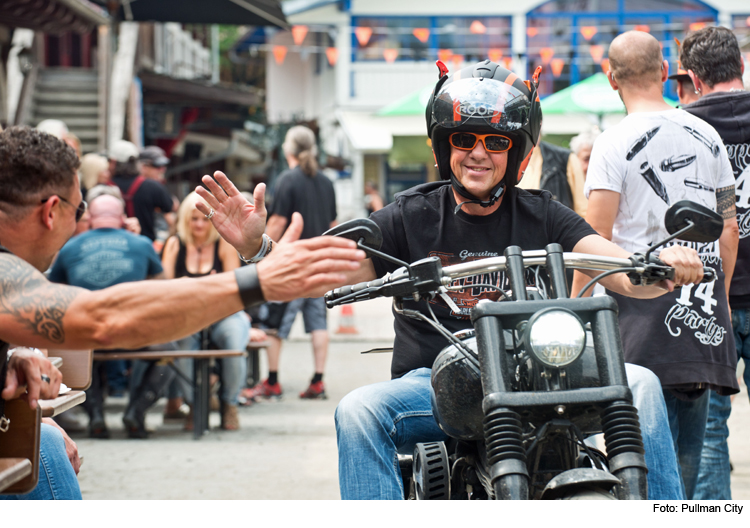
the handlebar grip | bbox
[325,277,388,305]
[701,267,716,283]
[326,284,355,302]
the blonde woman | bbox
[161,192,250,430]
[79,153,111,195]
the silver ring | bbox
[205,209,215,220]
[40,375,50,383]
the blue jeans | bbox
[335,364,683,500]
[175,311,250,406]
[662,389,710,500]
[693,307,750,499]
[693,391,732,499]
[0,424,81,500]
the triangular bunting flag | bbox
[589,44,604,64]
[550,58,565,77]
[488,48,503,63]
[273,45,287,64]
[326,47,338,66]
[539,47,554,64]
[383,48,399,63]
[412,28,430,43]
[291,25,308,46]
[355,27,373,47]
[580,26,597,41]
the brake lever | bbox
[628,253,674,286]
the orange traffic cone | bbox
[336,305,359,334]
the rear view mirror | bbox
[664,200,724,243]
[324,218,383,250]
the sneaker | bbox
[299,381,327,400]
[242,379,283,401]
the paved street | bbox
[71,298,750,500]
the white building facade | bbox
[255,0,750,219]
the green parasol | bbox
[377,85,434,116]
[541,73,677,120]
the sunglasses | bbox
[449,132,513,153]
[41,195,88,222]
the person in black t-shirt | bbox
[245,126,337,401]
[109,140,175,242]
[680,26,750,500]
[204,62,705,500]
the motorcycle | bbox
[324,200,723,500]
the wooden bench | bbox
[246,340,270,387]
[48,349,93,390]
[0,399,40,494]
[93,349,246,439]
[0,458,33,493]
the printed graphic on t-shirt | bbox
[727,143,750,238]
[429,250,545,318]
[665,279,726,346]
[71,235,136,288]
[585,110,734,255]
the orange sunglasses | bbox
[449,132,513,153]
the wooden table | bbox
[39,391,86,418]
[94,349,246,439]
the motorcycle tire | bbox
[413,442,451,500]
[560,488,617,500]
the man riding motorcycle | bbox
[202,60,704,499]
[333,61,703,500]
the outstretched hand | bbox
[195,171,267,258]
[257,213,366,301]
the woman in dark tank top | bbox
[161,192,250,431]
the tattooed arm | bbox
[0,227,363,350]
[0,251,244,350]
[716,185,739,300]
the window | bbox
[351,16,512,64]
[527,0,718,97]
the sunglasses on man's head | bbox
[449,132,513,153]
[41,195,88,222]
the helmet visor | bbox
[432,77,531,132]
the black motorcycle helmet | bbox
[426,60,543,210]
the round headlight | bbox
[525,309,586,368]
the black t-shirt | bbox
[271,167,337,240]
[684,91,750,309]
[112,175,173,241]
[370,181,597,379]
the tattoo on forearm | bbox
[0,255,79,343]
[716,185,736,220]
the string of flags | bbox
[263,20,750,75]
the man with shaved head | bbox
[571,30,740,499]
[49,192,166,438]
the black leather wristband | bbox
[234,264,266,308]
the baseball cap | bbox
[668,67,691,82]
[108,140,140,163]
[139,145,170,167]
[36,119,69,139]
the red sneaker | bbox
[299,381,327,400]
[242,379,283,401]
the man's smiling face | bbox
[449,139,508,200]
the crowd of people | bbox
[1,23,748,501]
